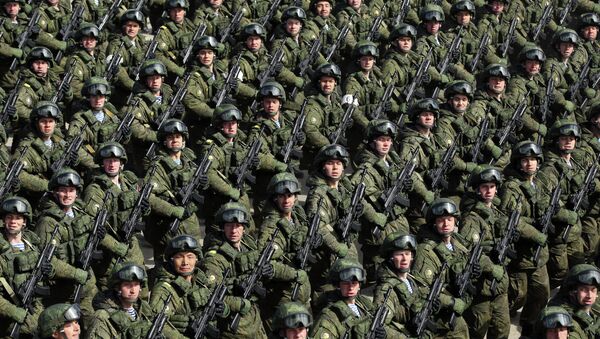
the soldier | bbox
[36,0,77,57]
[412,198,471,338]
[578,13,600,73]
[150,235,228,337]
[270,302,313,339]
[202,202,270,338]
[537,306,575,339]
[37,303,82,339]
[545,29,588,100]
[0,0,28,70]
[335,0,388,44]
[499,141,553,336]
[155,0,196,78]
[310,258,386,338]
[86,263,184,338]
[193,0,250,46]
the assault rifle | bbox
[292,201,321,300]
[558,0,576,25]
[169,145,214,234]
[367,289,391,339]
[579,73,600,109]
[471,116,489,163]
[213,55,242,107]
[367,10,384,41]
[50,123,87,173]
[258,0,282,26]
[438,27,463,75]
[135,0,147,10]
[562,155,600,242]
[427,133,461,192]
[393,0,410,27]
[180,24,207,66]
[97,0,123,31]
[10,226,59,338]
[55,4,84,63]
[533,175,563,266]
[192,269,231,338]
[404,49,432,104]
[449,230,485,328]
[469,32,490,72]
[220,10,243,43]
[51,59,76,104]
[500,18,517,58]
[490,200,521,294]
[329,102,355,144]
[568,58,590,104]
[281,99,308,163]
[234,127,264,190]
[539,65,555,124]
[531,5,553,41]
[105,41,126,82]
[414,262,448,336]
[230,229,279,333]
[291,38,322,99]
[371,78,395,119]
[0,75,24,125]
[121,165,157,243]
[10,9,40,71]
[325,23,350,62]
[257,49,284,89]
[496,92,529,147]
[110,99,139,143]
[146,294,173,339]
[131,34,159,81]
[339,168,367,242]
[0,146,28,200]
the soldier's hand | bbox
[174,103,186,118]
[96,221,107,240]
[215,301,229,318]
[68,149,79,166]
[60,82,71,96]
[472,262,482,278]
[336,243,349,258]
[452,298,467,315]
[5,105,16,118]
[41,260,53,278]
[229,79,239,94]
[432,297,441,313]
[532,231,547,246]
[311,233,323,248]
[250,155,260,170]
[74,268,88,285]
[294,131,306,145]
[170,314,190,332]
[261,263,275,280]
[273,62,284,76]
[181,203,197,219]
[140,198,151,215]
[374,325,387,339]
[491,264,504,280]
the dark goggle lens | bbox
[63,304,81,322]
[489,67,509,78]
[324,147,349,159]
[117,265,146,281]
[273,181,300,194]
[560,34,578,44]
[219,110,242,121]
[431,202,458,216]
[55,173,81,187]
[87,84,109,96]
[221,209,248,224]
[577,270,600,286]
[393,235,417,250]
[339,267,366,282]
[517,143,542,156]
[99,146,123,159]
[2,200,28,214]
[37,106,60,118]
[374,122,398,136]
[423,12,444,21]
[524,50,545,62]
[558,124,581,137]
[170,237,199,252]
[479,169,502,182]
[283,313,312,329]
[542,313,572,329]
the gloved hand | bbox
[491,264,504,281]
[294,77,305,89]
[227,188,241,201]
[41,260,53,277]
[354,202,364,217]
[452,298,467,315]
[584,88,596,99]
[182,203,198,219]
[59,82,71,96]
[403,177,414,191]
[295,131,306,145]
[311,232,323,248]
[374,325,387,339]
[383,100,392,113]
[229,79,239,94]
[250,155,260,169]
[68,149,79,166]
[296,269,308,283]
[197,174,209,190]
[30,24,41,36]
[174,103,186,118]
[336,243,349,258]
[563,100,576,113]
[74,268,88,285]
[239,298,252,315]
[490,144,503,160]
[125,321,152,339]
[261,263,275,279]
[422,73,431,84]
[432,297,441,313]
[169,314,190,332]
[532,231,547,246]
[140,198,151,214]
[557,208,578,225]
[273,62,284,76]
[4,105,16,118]
[472,262,482,278]
[451,47,461,59]
[96,221,107,240]
[537,124,547,137]
[114,241,129,258]
[547,93,556,104]
[370,31,381,41]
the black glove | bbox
[96,221,107,240]
[451,48,461,59]
[229,79,239,94]
[422,73,431,84]
[68,149,79,165]
[198,174,209,190]
[472,262,482,278]
[273,62,284,76]
[215,301,227,317]
[383,100,392,113]
[140,198,151,214]
[182,203,198,219]
[261,263,275,279]
[374,325,387,339]
[370,31,381,41]
[4,105,16,119]
[250,155,260,169]
[295,131,306,145]
[59,82,70,96]
[547,93,556,104]
[121,124,132,139]
[290,148,304,160]
[41,260,53,277]
[403,177,414,191]
[311,233,323,248]
[354,202,364,217]
[432,297,441,313]
[174,103,186,118]
[30,25,41,37]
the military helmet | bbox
[315,63,342,82]
[38,303,81,338]
[195,35,219,52]
[426,198,460,224]
[49,168,83,191]
[141,59,168,77]
[549,119,581,140]
[380,232,417,257]
[216,202,250,226]
[165,0,188,9]
[511,141,543,163]
[1,196,32,223]
[519,45,546,62]
[267,172,301,196]
[366,119,398,140]
[390,23,418,41]
[353,40,379,58]
[329,258,366,284]
[282,6,307,23]
[313,144,350,169]
[213,104,242,123]
[241,23,267,40]
[32,101,62,123]
[565,264,600,289]
[540,307,573,329]
[95,142,128,163]
[77,23,100,40]
[451,0,476,16]
[444,80,474,100]
[26,46,54,64]
[554,29,579,45]
[410,98,440,119]
[272,302,313,331]
[82,76,111,97]
[468,166,503,188]
[484,64,510,80]
[258,81,286,103]
[165,235,202,259]
[110,263,147,287]
[158,119,189,141]
[580,13,600,29]
[120,9,145,27]
[420,4,445,22]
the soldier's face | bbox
[575,285,598,307]
[339,280,360,298]
[262,97,281,114]
[487,76,506,94]
[582,26,599,41]
[435,215,456,236]
[221,120,238,137]
[520,156,538,174]
[123,21,140,38]
[359,55,375,71]
[559,42,575,58]
[55,186,78,207]
[315,1,331,17]
[396,37,413,52]
[103,157,122,176]
[323,159,344,180]
[81,36,97,52]
[197,49,215,66]
[172,251,197,276]
[558,135,576,152]
[245,36,262,52]
[46,0,59,5]
[391,249,413,271]
[55,320,81,339]
[524,60,541,75]
[208,0,223,8]
[455,11,471,26]
[3,214,25,235]
[4,2,20,17]
[489,1,504,14]
[89,95,106,110]
[285,19,302,36]
[449,94,469,113]
[319,77,336,94]
[37,117,56,136]
[477,182,496,203]
[169,7,186,23]
[145,74,163,91]
[424,21,442,35]
[347,0,361,10]
[545,328,569,339]
[275,193,296,212]
[372,136,392,156]
[31,60,49,77]
[284,327,308,339]
[165,133,184,151]
[417,111,435,129]
[224,222,245,244]
[118,281,141,303]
